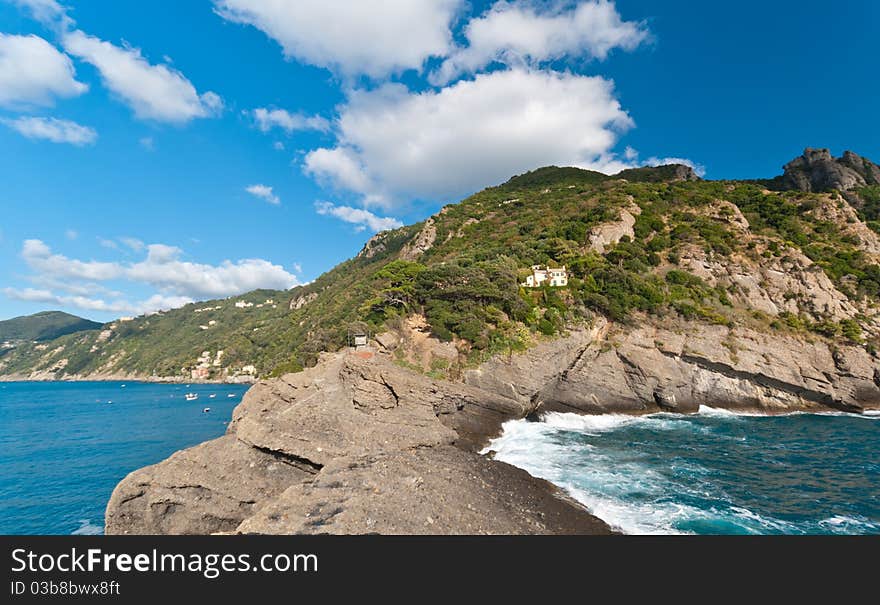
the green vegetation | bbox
[4,166,880,380]
[0,311,101,343]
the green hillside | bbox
[3,157,880,381]
[0,311,102,343]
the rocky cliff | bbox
[105,348,612,535]
[105,148,880,534]
[780,148,880,193]
[106,315,880,535]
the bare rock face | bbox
[680,244,860,322]
[105,435,311,535]
[400,218,437,260]
[237,446,611,535]
[356,232,390,259]
[106,351,604,535]
[534,323,880,416]
[106,316,880,535]
[781,148,880,192]
[289,292,318,310]
[588,204,641,254]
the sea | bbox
[0,381,249,535]
[486,407,880,534]
[2,382,878,535]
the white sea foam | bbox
[71,519,103,535]
[485,410,878,535]
[818,515,879,532]
[697,405,765,417]
[699,405,879,420]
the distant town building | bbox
[234,301,254,308]
[522,265,568,288]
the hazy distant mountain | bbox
[0,311,102,343]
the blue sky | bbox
[1,0,877,322]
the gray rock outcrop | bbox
[106,350,610,535]
[781,148,880,192]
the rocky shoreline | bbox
[104,316,880,535]
[105,345,614,535]
[0,373,255,385]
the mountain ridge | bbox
[3,148,880,383]
[0,311,102,345]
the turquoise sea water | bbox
[487,408,880,534]
[2,382,878,535]
[0,381,248,535]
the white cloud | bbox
[245,184,280,205]
[2,116,97,146]
[17,239,300,306]
[432,0,649,84]
[9,0,72,28]
[304,68,633,208]
[23,238,121,280]
[139,136,155,151]
[126,244,299,298]
[252,108,329,134]
[0,33,87,108]
[97,237,119,250]
[305,147,385,206]
[65,229,78,240]
[61,29,223,123]
[213,0,462,78]
[119,237,145,252]
[273,141,284,151]
[315,201,402,233]
[3,287,193,316]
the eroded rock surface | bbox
[106,351,603,535]
[107,314,880,535]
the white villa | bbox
[522,265,568,288]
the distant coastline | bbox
[0,374,256,385]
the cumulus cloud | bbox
[431,0,649,84]
[13,239,300,315]
[304,68,634,208]
[61,29,223,123]
[0,33,87,108]
[125,244,298,298]
[3,286,192,316]
[23,238,121,280]
[315,201,403,233]
[245,184,280,205]
[9,0,72,28]
[213,0,462,78]
[2,116,97,145]
[251,108,329,134]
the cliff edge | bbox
[105,345,612,535]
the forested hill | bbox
[3,148,880,382]
[0,311,101,344]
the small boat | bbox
[202,407,211,413]
[120,384,126,388]
[209,394,216,399]
[185,393,199,401]
[227,393,236,398]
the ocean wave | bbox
[71,519,103,535]
[539,411,691,433]
[485,411,879,535]
[699,405,879,420]
[818,515,880,532]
